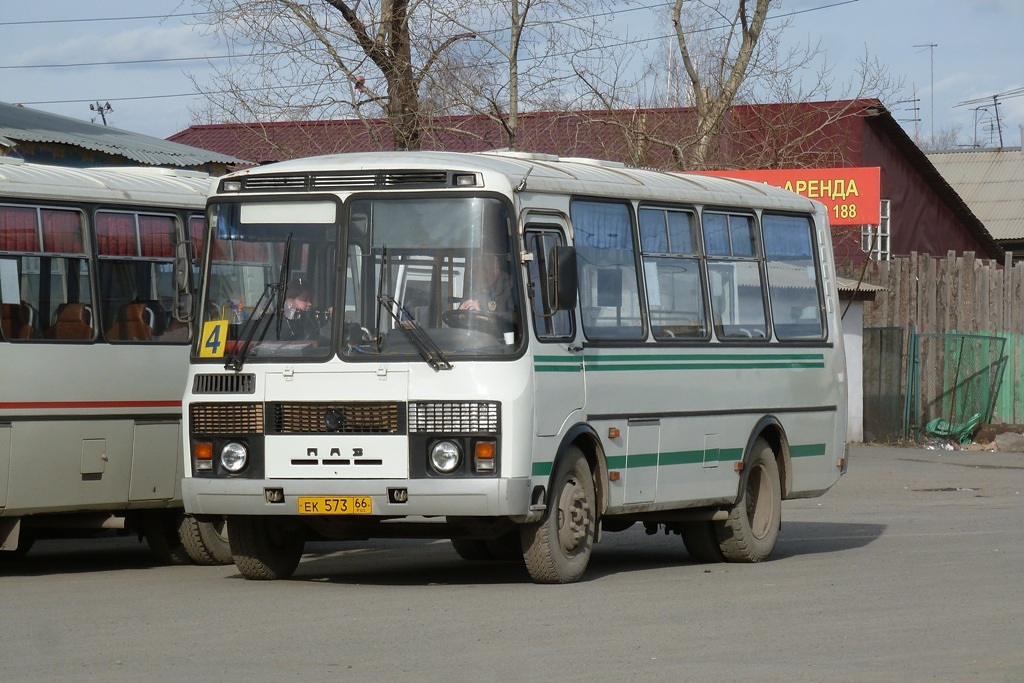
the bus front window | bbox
[198,200,338,362]
[341,196,521,361]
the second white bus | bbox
[1,159,229,565]
[183,151,848,583]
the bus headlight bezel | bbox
[220,441,249,473]
[429,440,462,474]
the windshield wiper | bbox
[376,292,452,371]
[224,235,292,372]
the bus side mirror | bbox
[550,245,578,311]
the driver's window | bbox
[525,227,574,341]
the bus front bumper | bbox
[182,476,535,520]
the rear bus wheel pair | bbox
[682,438,782,563]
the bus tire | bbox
[143,511,192,565]
[228,515,304,580]
[180,515,233,566]
[716,438,782,562]
[681,521,726,563]
[521,446,595,584]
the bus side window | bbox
[569,199,645,341]
[703,212,768,341]
[525,228,574,341]
[638,205,708,341]
[762,213,826,341]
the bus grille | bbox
[270,402,404,435]
[192,373,256,394]
[408,401,500,434]
[190,403,264,435]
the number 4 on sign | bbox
[199,320,229,358]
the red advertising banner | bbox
[695,167,881,226]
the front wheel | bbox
[715,438,782,562]
[228,516,305,580]
[521,446,596,584]
[180,516,233,566]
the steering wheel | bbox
[442,309,506,338]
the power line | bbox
[2,0,857,72]
[11,0,861,106]
[0,12,208,27]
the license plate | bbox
[297,496,373,515]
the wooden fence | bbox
[858,251,1024,334]
[853,251,1024,429]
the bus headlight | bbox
[429,440,461,474]
[220,442,248,473]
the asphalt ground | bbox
[1,443,1022,682]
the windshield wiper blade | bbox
[223,280,282,372]
[224,235,292,372]
[376,293,452,371]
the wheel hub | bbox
[556,476,591,553]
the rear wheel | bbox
[228,516,305,580]
[521,446,596,584]
[143,511,192,565]
[180,516,233,566]
[680,521,725,563]
[716,438,782,562]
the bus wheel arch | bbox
[555,423,608,520]
[740,417,791,501]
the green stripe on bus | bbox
[790,443,828,457]
[531,444,818,477]
[532,461,553,477]
[585,356,823,366]
[535,353,826,372]
[583,362,824,371]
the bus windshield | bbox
[199,195,521,364]
[341,195,522,361]
[201,199,339,362]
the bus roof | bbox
[0,157,212,209]
[219,150,821,214]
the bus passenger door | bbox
[525,224,584,437]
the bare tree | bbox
[566,1,903,171]
[671,0,770,169]
[419,0,616,150]
[188,0,475,151]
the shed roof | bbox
[927,147,1024,242]
[0,101,248,168]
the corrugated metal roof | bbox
[0,101,248,167]
[927,148,1024,242]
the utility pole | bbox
[89,101,113,126]
[913,44,937,146]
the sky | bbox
[1,0,1021,149]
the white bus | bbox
[183,151,848,583]
[0,158,230,565]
